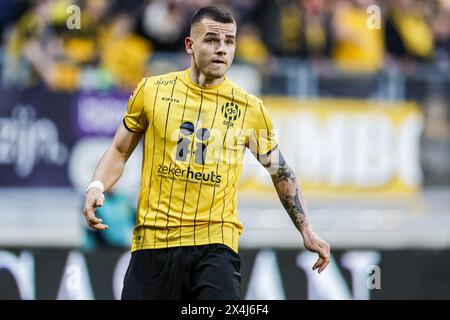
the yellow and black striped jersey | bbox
[123,68,277,253]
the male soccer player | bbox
[83,6,330,300]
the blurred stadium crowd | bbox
[0,0,449,92]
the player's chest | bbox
[151,90,249,142]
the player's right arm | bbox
[82,124,143,230]
[83,78,148,230]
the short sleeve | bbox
[123,78,148,133]
[248,100,278,157]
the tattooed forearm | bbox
[255,148,310,232]
[270,155,309,232]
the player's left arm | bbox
[248,99,330,273]
[257,149,331,273]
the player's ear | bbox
[185,37,194,55]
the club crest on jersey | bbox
[221,102,241,127]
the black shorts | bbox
[121,243,241,300]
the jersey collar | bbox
[184,68,229,91]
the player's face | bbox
[188,18,236,80]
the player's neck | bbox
[189,65,225,88]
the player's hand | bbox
[301,227,330,273]
[82,188,109,230]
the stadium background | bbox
[1,0,449,299]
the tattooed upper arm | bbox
[254,146,285,175]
